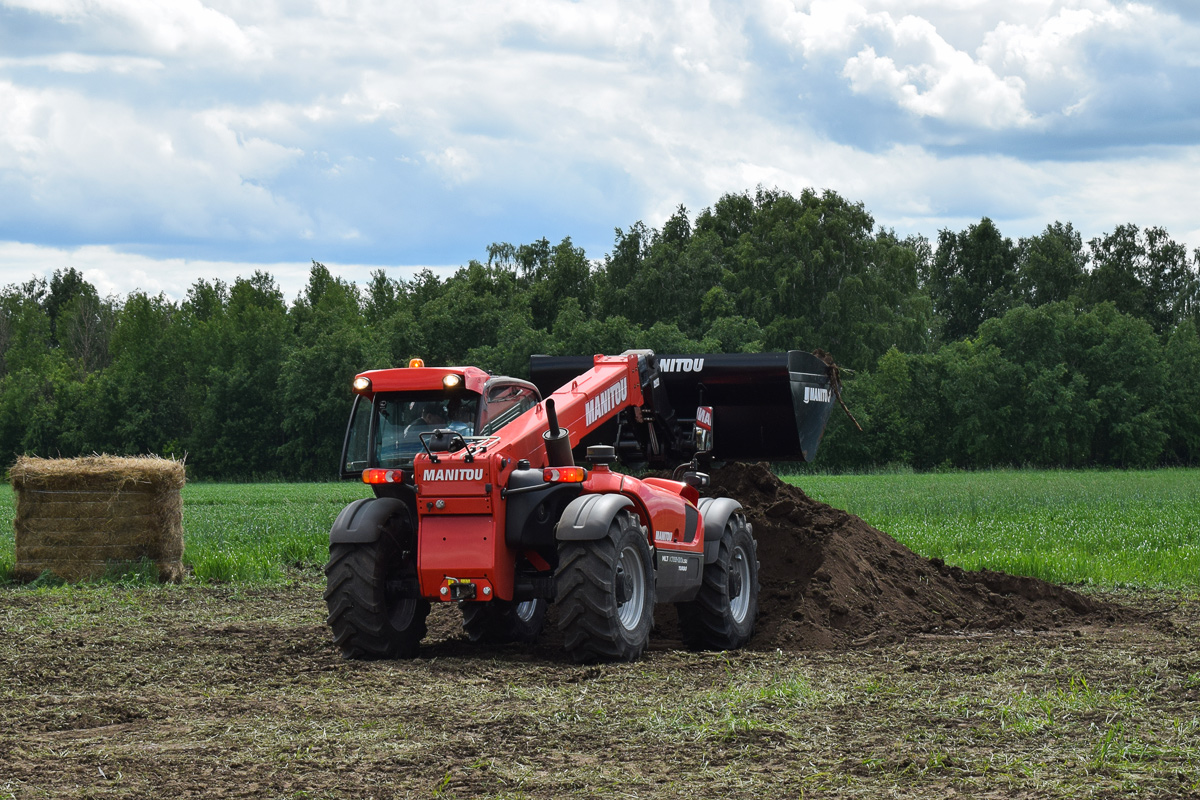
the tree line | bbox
[2,187,1197,478]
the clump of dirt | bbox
[702,462,1123,650]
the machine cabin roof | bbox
[353,366,493,395]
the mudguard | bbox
[555,493,635,542]
[697,497,745,564]
[329,497,410,544]
[505,464,584,550]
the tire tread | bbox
[324,539,429,660]
[677,514,760,651]
[555,510,653,662]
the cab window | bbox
[480,384,538,435]
[372,391,480,469]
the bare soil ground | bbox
[2,465,1198,798]
[3,578,1200,798]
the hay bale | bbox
[10,455,185,583]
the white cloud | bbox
[2,0,263,60]
[422,146,480,185]
[842,42,1032,128]
[760,0,1196,129]
[0,0,1197,273]
[766,0,1038,127]
[0,241,459,302]
[763,0,873,56]
[975,4,1157,115]
[0,53,164,74]
[0,80,309,239]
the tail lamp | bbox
[544,466,588,483]
[362,469,404,485]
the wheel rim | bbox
[615,544,647,631]
[729,543,752,624]
[389,597,419,629]
[514,599,538,623]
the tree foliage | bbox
[0,188,1197,477]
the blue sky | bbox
[1,0,1198,301]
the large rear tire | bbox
[462,598,547,644]
[677,513,759,651]
[324,513,429,660]
[555,509,654,663]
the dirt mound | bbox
[702,463,1121,650]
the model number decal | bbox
[660,554,692,572]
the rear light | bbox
[362,469,404,484]
[544,466,588,483]
[408,358,425,368]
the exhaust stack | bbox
[542,398,575,466]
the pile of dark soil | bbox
[701,462,1123,650]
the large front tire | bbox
[324,516,430,659]
[677,513,759,651]
[462,598,547,644]
[555,510,655,663]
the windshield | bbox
[341,390,481,474]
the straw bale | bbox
[11,455,185,583]
[10,454,185,491]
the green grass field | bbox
[786,468,1200,588]
[1,469,1197,587]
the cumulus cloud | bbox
[761,0,1197,133]
[0,0,1197,279]
[766,0,1036,127]
[0,80,309,241]
[842,42,1032,129]
[2,0,262,60]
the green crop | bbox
[787,468,1200,588]
[1,469,1198,586]
[180,483,368,581]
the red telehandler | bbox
[325,350,835,662]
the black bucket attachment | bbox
[529,351,837,463]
